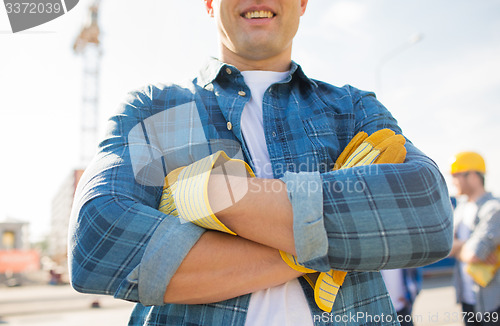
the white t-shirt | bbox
[240,70,314,326]
[380,269,406,312]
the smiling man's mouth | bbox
[242,10,275,19]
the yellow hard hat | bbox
[450,151,486,174]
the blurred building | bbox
[0,217,30,250]
[50,169,84,269]
[0,217,40,285]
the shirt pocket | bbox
[303,112,355,172]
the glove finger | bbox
[341,141,373,169]
[364,129,395,147]
[341,129,396,169]
[314,270,347,312]
[356,134,405,166]
[374,134,406,152]
[334,131,367,169]
[374,143,407,164]
[332,270,347,285]
[314,270,340,312]
[355,148,381,166]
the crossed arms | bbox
[68,87,454,306]
[450,199,500,265]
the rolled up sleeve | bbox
[70,195,205,305]
[280,171,329,272]
[137,207,205,305]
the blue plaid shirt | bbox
[69,58,453,325]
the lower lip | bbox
[241,16,275,25]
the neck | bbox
[219,45,292,72]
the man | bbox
[449,152,500,326]
[68,1,453,325]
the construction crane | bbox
[73,0,102,166]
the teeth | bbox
[244,10,274,19]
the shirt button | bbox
[238,90,246,97]
[227,121,233,130]
[225,67,232,75]
[272,132,277,137]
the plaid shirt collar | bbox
[196,57,318,90]
[476,192,494,206]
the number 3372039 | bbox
[5,2,62,14]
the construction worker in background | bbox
[449,151,500,326]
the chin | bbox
[241,46,282,60]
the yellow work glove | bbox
[338,129,406,169]
[158,150,254,235]
[466,246,500,287]
[280,128,407,312]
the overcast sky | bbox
[1,0,499,240]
